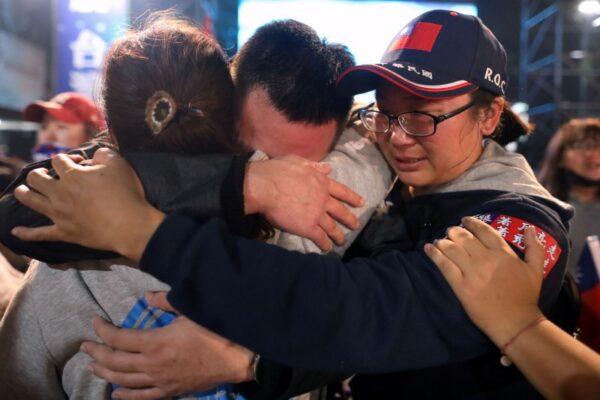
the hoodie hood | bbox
[422,140,573,216]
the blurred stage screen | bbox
[53,0,129,99]
[239,0,478,65]
[239,0,477,101]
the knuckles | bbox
[446,226,471,242]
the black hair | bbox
[231,19,355,137]
[470,90,532,146]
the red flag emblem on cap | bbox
[386,22,442,53]
[473,213,562,277]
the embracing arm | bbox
[10,150,569,374]
[137,196,570,374]
[141,214,489,373]
[0,150,249,263]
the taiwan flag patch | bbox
[473,213,562,277]
[386,22,442,53]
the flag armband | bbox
[472,213,562,277]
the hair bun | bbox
[145,90,177,134]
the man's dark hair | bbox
[231,19,355,135]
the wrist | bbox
[496,313,546,354]
[485,308,544,347]
[243,162,263,215]
[116,205,165,262]
[230,348,257,384]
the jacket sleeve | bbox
[236,359,349,400]
[140,214,488,374]
[0,152,252,263]
[140,199,570,375]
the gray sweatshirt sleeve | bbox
[0,264,66,399]
[272,127,394,255]
[0,262,111,399]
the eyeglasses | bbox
[359,101,476,138]
[568,141,600,151]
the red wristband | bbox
[501,316,546,355]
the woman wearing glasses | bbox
[7,10,577,400]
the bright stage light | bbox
[578,0,600,15]
[593,16,600,27]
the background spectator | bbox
[538,118,600,277]
[23,92,105,162]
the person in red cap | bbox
[23,92,105,161]
[0,92,105,316]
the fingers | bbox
[432,238,472,274]
[311,162,332,175]
[51,153,81,177]
[88,362,154,388]
[67,154,85,164]
[446,226,486,258]
[111,387,167,400]
[309,227,333,252]
[424,243,463,288]
[14,184,53,218]
[25,167,54,195]
[11,224,62,242]
[92,147,120,165]
[327,178,364,208]
[319,214,345,246]
[145,292,177,313]
[523,227,545,274]
[326,198,359,231]
[92,317,144,353]
[81,341,145,373]
[461,217,512,251]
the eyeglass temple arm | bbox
[435,101,476,123]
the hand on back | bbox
[424,216,546,346]
[12,149,164,261]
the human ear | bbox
[479,97,504,137]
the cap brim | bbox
[337,63,478,100]
[23,101,81,124]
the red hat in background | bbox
[23,92,106,130]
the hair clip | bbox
[145,90,177,134]
[182,103,205,118]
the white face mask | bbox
[31,142,72,162]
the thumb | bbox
[311,162,332,175]
[67,154,85,164]
[145,291,178,314]
[523,227,545,273]
[91,147,120,166]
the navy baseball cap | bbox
[337,10,508,99]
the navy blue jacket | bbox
[139,180,572,398]
[142,188,571,371]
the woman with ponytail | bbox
[0,12,250,400]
